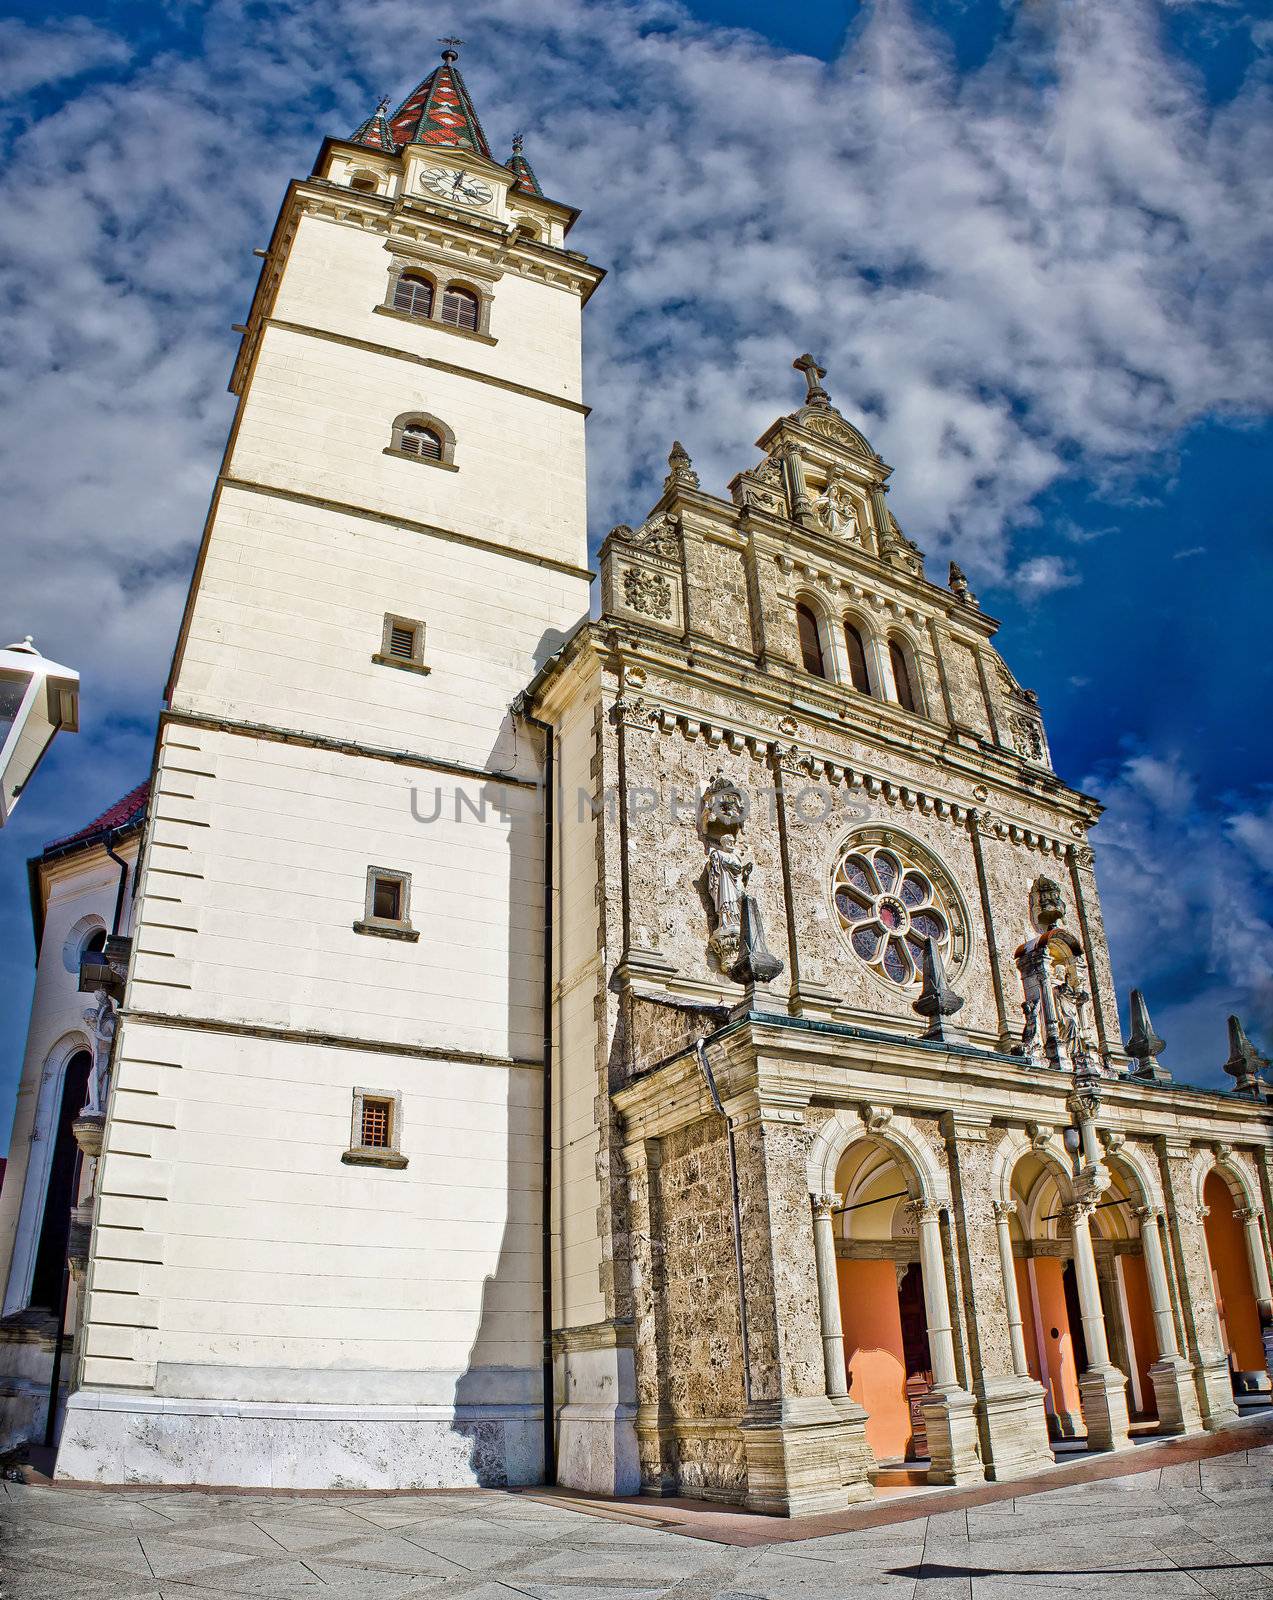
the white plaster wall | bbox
[77,1016,541,1397]
[173,489,586,771]
[128,724,545,1061]
[0,844,137,1317]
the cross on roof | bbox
[793,353,832,409]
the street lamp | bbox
[0,637,79,826]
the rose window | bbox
[833,844,951,987]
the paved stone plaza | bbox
[2,1439,1272,1600]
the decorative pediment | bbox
[789,405,880,462]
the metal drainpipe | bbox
[694,1038,751,1401]
[103,830,130,934]
[516,702,557,1485]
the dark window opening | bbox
[890,640,918,713]
[844,622,872,695]
[796,604,826,678]
[400,424,442,461]
[372,876,403,921]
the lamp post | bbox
[0,637,79,826]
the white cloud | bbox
[1086,752,1273,1084]
[1008,555,1081,600]
[1172,544,1207,558]
[0,17,130,101]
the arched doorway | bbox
[29,1050,91,1311]
[1006,1149,1156,1440]
[1203,1170,1267,1385]
[832,1139,935,1465]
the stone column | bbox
[625,1139,675,1493]
[810,1193,847,1398]
[941,1118,1053,1482]
[909,1201,981,1485]
[1156,1141,1238,1430]
[994,1203,1031,1379]
[1134,1205,1202,1435]
[728,1095,872,1514]
[1235,1208,1273,1322]
[1066,1200,1130,1451]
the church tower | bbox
[56,48,602,1487]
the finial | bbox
[1124,989,1169,1083]
[438,35,464,63]
[948,560,979,610]
[912,936,965,1042]
[793,352,831,410]
[664,439,699,492]
[1222,1015,1269,1097]
[728,894,784,1010]
[376,95,390,115]
[512,131,524,156]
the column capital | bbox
[992,1200,1018,1222]
[1234,1205,1264,1225]
[1065,1198,1099,1225]
[1133,1204,1165,1225]
[906,1198,944,1225]
[811,1191,842,1220]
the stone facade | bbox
[528,380,1273,1513]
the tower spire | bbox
[506,131,544,196]
[387,43,492,156]
[348,96,395,153]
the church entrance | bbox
[831,1138,936,1465]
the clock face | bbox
[419,166,493,207]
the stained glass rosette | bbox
[833,845,950,987]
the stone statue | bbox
[81,989,116,1117]
[707,832,751,960]
[814,480,857,540]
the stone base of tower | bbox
[1149,1355,1204,1435]
[55,1391,543,1490]
[740,1395,874,1516]
[553,1336,641,1495]
[1194,1354,1240,1431]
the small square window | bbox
[373,614,431,676]
[360,1097,392,1148]
[354,867,419,942]
[343,1087,406,1168]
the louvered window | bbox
[360,1098,392,1148]
[440,287,479,331]
[394,273,433,317]
[400,424,442,461]
[844,622,872,695]
[889,639,919,714]
[389,623,417,660]
[403,422,441,460]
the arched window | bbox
[441,286,479,332]
[30,1051,92,1310]
[889,638,919,714]
[796,603,827,678]
[83,928,107,957]
[844,621,872,695]
[394,273,434,318]
[400,423,442,461]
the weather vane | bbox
[438,36,464,60]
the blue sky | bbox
[0,0,1270,1146]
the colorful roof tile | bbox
[505,134,543,197]
[388,49,491,156]
[349,97,396,153]
[45,781,149,854]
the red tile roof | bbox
[45,781,150,854]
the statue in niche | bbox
[814,479,858,540]
[697,772,782,991]
[707,832,751,963]
[81,989,116,1118]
